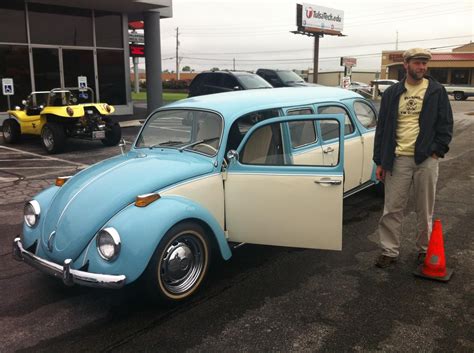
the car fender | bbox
[75,195,232,285]
[41,105,85,118]
[6,110,26,123]
[22,185,61,250]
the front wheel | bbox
[101,123,122,146]
[143,222,211,303]
[2,119,21,144]
[41,123,66,154]
[453,92,465,101]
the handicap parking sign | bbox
[2,78,14,95]
[78,76,88,91]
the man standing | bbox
[373,48,453,268]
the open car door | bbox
[224,114,345,250]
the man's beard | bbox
[407,67,424,81]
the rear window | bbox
[234,73,272,89]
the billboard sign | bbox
[340,57,357,67]
[302,3,344,34]
[129,32,144,44]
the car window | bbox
[226,109,280,153]
[220,74,239,89]
[234,73,272,89]
[136,109,222,156]
[354,101,377,129]
[276,70,305,84]
[240,118,340,166]
[317,105,354,139]
[240,122,285,165]
[287,108,317,148]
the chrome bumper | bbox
[13,237,126,289]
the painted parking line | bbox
[0,145,89,168]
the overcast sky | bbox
[141,0,473,73]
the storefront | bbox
[380,43,474,84]
[0,0,172,117]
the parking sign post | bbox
[2,78,14,110]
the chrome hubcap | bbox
[42,128,54,150]
[160,232,205,295]
[4,124,11,139]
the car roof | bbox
[163,86,361,124]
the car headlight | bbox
[24,200,41,228]
[96,227,121,261]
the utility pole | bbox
[233,58,235,71]
[396,30,399,50]
[176,27,180,80]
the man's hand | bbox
[376,165,386,181]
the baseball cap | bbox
[403,48,432,61]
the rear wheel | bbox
[453,92,465,101]
[143,222,211,303]
[2,119,21,144]
[101,123,122,146]
[41,123,66,154]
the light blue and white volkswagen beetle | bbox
[13,87,378,302]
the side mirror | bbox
[226,149,239,161]
[233,86,241,91]
[39,105,44,109]
[119,138,126,155]
[15,106,21,111]
[21,100,27,105]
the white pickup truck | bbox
[443,84,474,101]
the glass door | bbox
[62,49,96,101]
[32,47,61,91]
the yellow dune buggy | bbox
[2,88,121,154]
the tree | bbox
[182,66,191,72]
[210,67,219,71]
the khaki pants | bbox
[378,156,439,257]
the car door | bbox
[224,114,344,250]
[317,104,363,192]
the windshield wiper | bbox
[149,140,183,149]
[178,137,219,152]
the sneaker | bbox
[375,255,398,268]
[417,253,427,265]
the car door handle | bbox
[314,179,342,185]
[323,147,334,153]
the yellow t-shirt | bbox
[395,78,428,156]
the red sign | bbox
[130,44,145,57]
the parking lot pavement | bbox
[0,101,473,352]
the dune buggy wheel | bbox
[101,123,122,146]
[2,119,21,144]
[41,123,66,154]
[144,222,211,303]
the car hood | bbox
[40,151,215,262]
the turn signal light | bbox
[135,193,161,207]
[66,106,74,116]
[55,176,71,187]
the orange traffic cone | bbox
[414,219,454,282]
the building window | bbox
[0,45,31,111]
[28,3,93,46]
[429,69,448,84]
[452,69,469,84]
[0,3,27,43]
[95,11,123,48]
[62,49,96,95]
[97,49,126,105]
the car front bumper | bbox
[13,237,126,289]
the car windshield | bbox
[276,70,305,84]
[27,93,49,107]
[135,109,223,156]
[234,73,273,89]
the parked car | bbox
[188,70,272,97]
[256,69,317,87]
[347,81,372,97]
[443,84,474,101]
[13,86,379,303]
[370,79,398,95]
[2,87,121,154]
